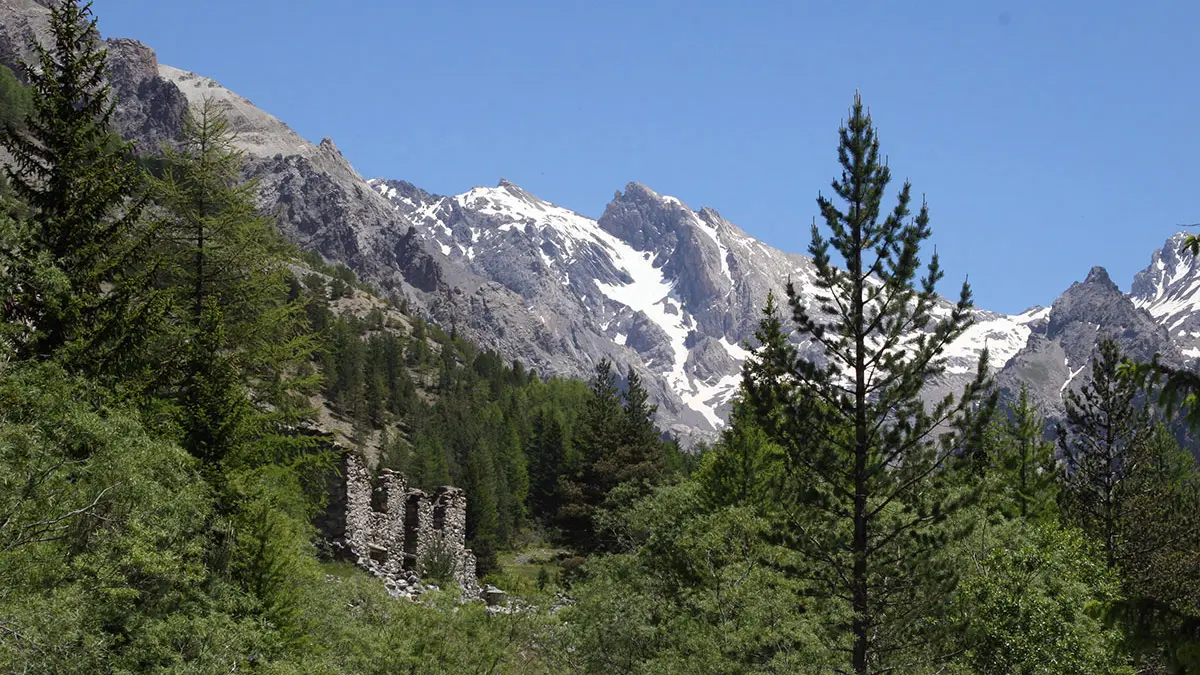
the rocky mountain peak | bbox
[600,183,691,250]
[494,178,543,203]
[698,206,724,223]
[1084,265,1117,290]
[1130,232,1200,361]
[1129,232,1197,304]
[101,38,188,151]
[997,257,1181,421]
[14,2,1195,444]
[1047,265,1147,344]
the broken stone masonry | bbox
[321,451,481,602]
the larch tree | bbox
[152,99,317,468]
[741,93,991,674]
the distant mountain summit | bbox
[989,236,1200,429]
[369,176,1048,438]
[1131,231,1200,361]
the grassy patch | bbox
[489,547,572,600]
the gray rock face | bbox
[370,177,1035,443]
[0,0,53,77]
[105,38,188,152]
[1130,232,1200,362]
[996,264,1181,421]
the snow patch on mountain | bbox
[937,305,1048,375]
[367,176,1063,436]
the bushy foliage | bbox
[559,482,837,674]
[944,521,1130,675]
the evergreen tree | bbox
[991,384,1060,521]
[153,100,317,466]
[179,301,249,469]
[528,406,569,521]
[615,367,666,487]
[408,318,430,366]
[558,358,626,552]
[1058,338,1152,568]
[695,398,785,509]
[464,438,502,575]
[412,434,452,489]
[0,0,153,372]
[1068,343,1200,667]
[741,94,991,673]
[1115,424,1200,671]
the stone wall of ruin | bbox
[330,452,479,601]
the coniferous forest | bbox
[1,3,1199,673]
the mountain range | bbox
[2,0,1196,444]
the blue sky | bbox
[93,0,1199,314]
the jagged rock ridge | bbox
[370,177,1044,438]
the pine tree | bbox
[1058,338,1152,568]
[615,367,665,487]
[180,301,249,469]
[1063,340,1200,667]
[991,384,1059,521]
[741,94,991,673]
[0,0,153,371]
[528,406,568,522]
[695,398,785,509]
[1116,424,1200,670]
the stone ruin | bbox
[319,451,481,602]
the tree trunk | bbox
[851,211,870,675]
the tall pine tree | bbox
[614,367,665,487]
[742,94,991,673]
[528,406,568,522]
[557,358,625,553]
[1058,338,1152,568]
[990,384,1059,521]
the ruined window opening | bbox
[433,502,447,531]
[371,485,388,514]
[402,495,420,570]
[368,545,387,565]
